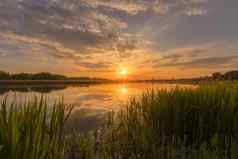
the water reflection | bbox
[120,85,128,94]
[0,83,196,132]
[0,83,196,112]
[0,85,67,94]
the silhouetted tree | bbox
[0,71,10,79]
[212,72,223,80]
[32,72,66,80]
[224,71,238,80]
[0,71,67,80]
[11,73,33,80]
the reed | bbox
[0,97,72,159]
[96,84,238,159]
[1,84,238,159]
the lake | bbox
[0,83,195,131]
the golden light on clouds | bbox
[0,0,237,79]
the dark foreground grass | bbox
[94,84,238,159]
[0,97,72,159]
[2,84,238,159]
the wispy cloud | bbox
[158,56,238,68]
[152,1,171,14]
[150,45,238,70]
[0,0,144,64]
[184,7,208,16]
[82,0,148,15]
[0,0,237,78]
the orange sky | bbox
[0,0,238,79]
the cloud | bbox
[0,32,116,69]
[0,0,128,48]
[0,0,235,78]
[0,32,79,59]
[81,0,210,16]
[75,61,112,69]
[149,0,210,16]
[154,53,238,69]
[163,56,238,68]
[181,0,209,16]
[0,0,211,52]
[0,0,147,66]
[82,0,148,15]
[182,0,208,5]
[145,43,238,70]
[152,1,171,14]
[184,7,208,16]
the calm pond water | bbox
[0,83,195,131]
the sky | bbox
[0,0,238,79]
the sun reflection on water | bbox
[119,85,128,94]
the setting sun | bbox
[0,0,238,158]
[120,68,128,76]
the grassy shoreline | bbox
[1,84,238,158]
[70,84,238,159]
[0,97,73,159]
[100,84,238,159]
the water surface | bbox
[0,83,195,131]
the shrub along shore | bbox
[1,84,238,159]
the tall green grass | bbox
[93,84,238,159]
[0,97,72,159]
[2,84,238,159]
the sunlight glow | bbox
[120,86,128,94]
[121,69,128,75]
[119,68,128,77]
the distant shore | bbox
[1,79,237,86]
[0,79,200,85]
[0,80,114,85]
[1,70,238,85]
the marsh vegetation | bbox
[1,84,238,159]
[0,97,72,159]
[94,84,238,159]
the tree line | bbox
[212,70,238,80]
[1,70,238,81]
[0,71,67,80]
